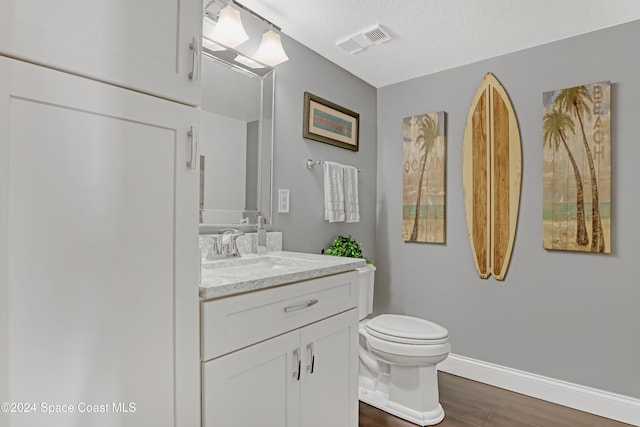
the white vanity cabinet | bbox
[201,271,360,427]
[0,0,202,105]
[0,57,199,427]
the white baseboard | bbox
[438,353,640,426]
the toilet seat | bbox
[366,314,449,345]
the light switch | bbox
[278,189,290,213]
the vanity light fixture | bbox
[204,0,289,66]
[209,1,249,48]
[253,28,289,66]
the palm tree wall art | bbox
[402,112,446,243]
[542,81,611,252]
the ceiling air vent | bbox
[336,24,391,54]
[364,26,391,44]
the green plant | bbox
[323,235,373,264]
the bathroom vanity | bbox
[196,6,363,426]
[199,252,365,427]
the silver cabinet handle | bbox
[292,348,301,381]
[306,342,315,374]
[284,298,318,313]
[188,37,201,80]
[187,126,198,170]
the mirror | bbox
[199,44,274,227]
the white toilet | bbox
[357,265,450,426]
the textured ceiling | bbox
[235,0,640,88]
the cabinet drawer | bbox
[201,271,358,361]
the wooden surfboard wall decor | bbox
[462,73,522,280]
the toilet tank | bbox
[356,264,376,320]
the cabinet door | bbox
[0,57,199,427]
[202,330,301,427]
[300,309,359,427]
[0,0,202,106]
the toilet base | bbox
[359,387,444,426]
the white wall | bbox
[376,20,640,399]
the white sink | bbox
[218,260,286,274]
[202,254,318,279]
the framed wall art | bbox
[303,92,359,151]
[402,111,446,244]
[542,81,611,253]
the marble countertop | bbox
[199,251,367,300]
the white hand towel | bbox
[323,161,345,222]
[323,161,344,222]
[344,165,360,223]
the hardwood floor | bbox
[359,372,632,427]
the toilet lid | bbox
[365,314,449,345]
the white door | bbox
[300,309,359,427]
[202,330,301,427]
[0,0,202,106]
[0,57,200,427]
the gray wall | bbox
[270,36,377,260]
[376,20,640,398]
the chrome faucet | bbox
[219,228,244,257]
[199,229,244,260]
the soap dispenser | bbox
[256,214,267,254]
